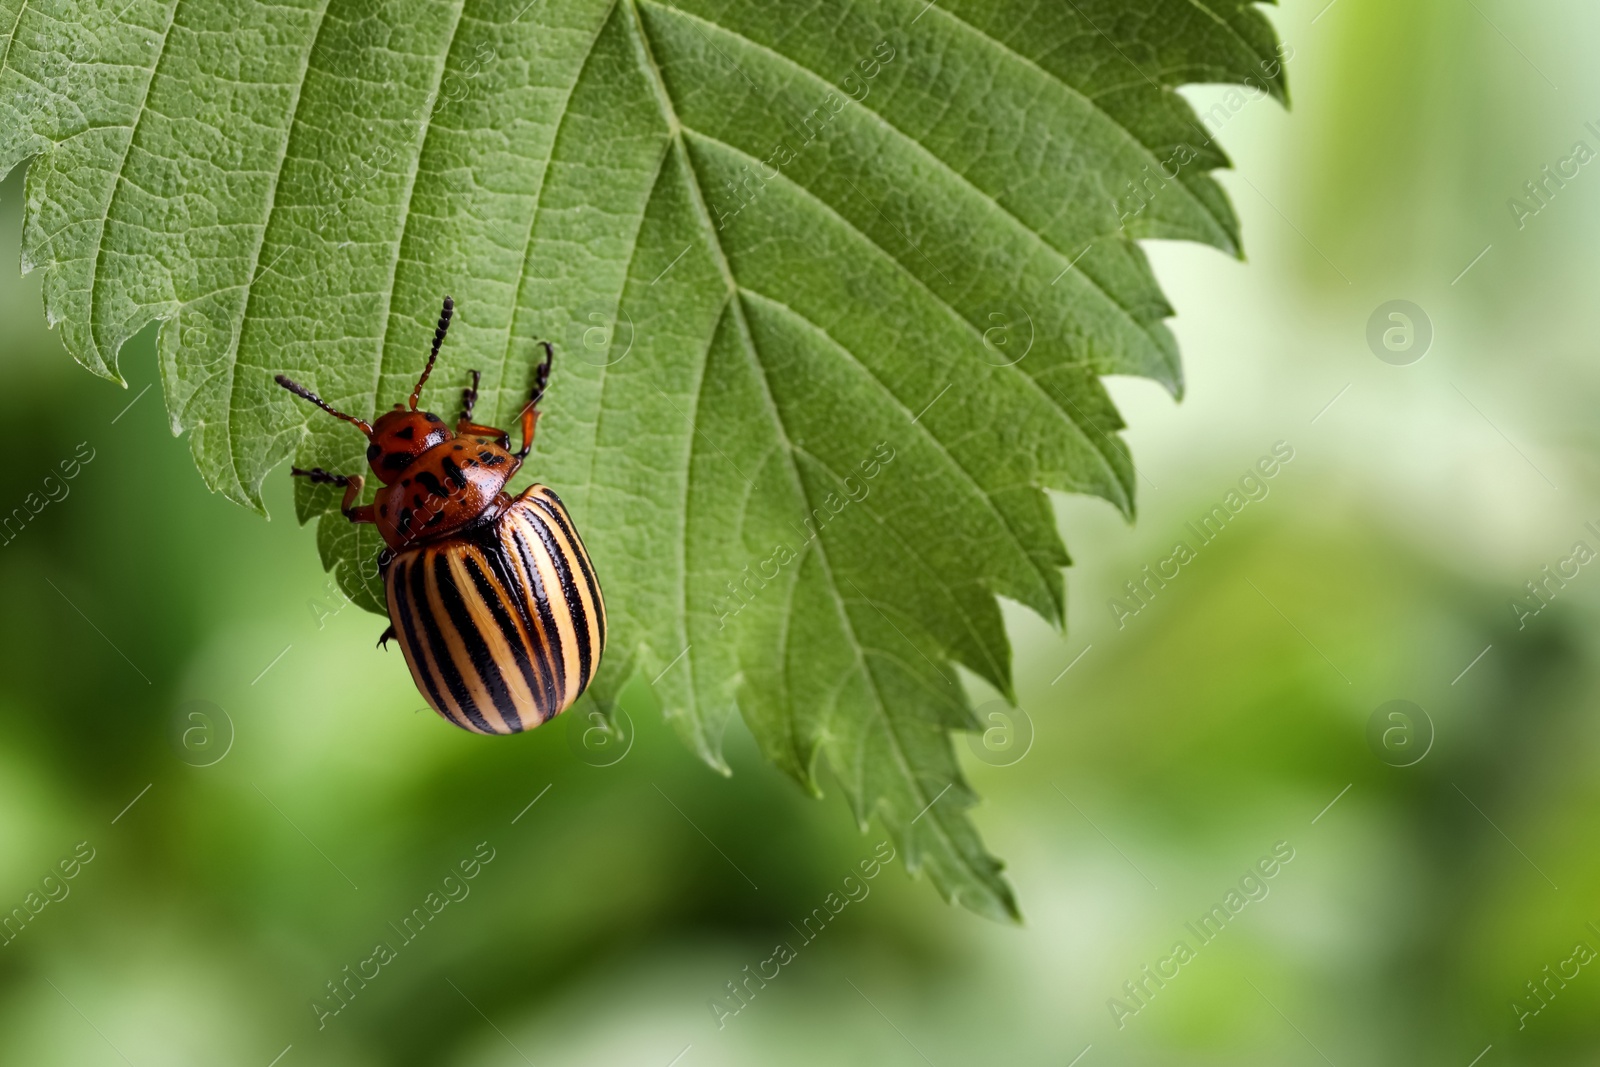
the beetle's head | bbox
[274,295,461,488]
[366,405,452,483]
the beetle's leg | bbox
[377,625,396,650]
[459,369,480,422]
[342,481,376,524]
[291,466,347,486]
[512,341,553,461]
[457,420,511,449]
[291,468,374,524]
[456,369,512,448]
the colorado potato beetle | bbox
[275,296,605,734]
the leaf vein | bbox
[647,0,1222,313]
[215,0,335,500]
[496,0,621,430]
[743,286,1057,612]
[82,0,182,379]
[368,0,471,416]
[0,0,32,84]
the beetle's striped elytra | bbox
[275,296,605,733]
[385,485,605,733]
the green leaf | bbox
[0,0,1285,920]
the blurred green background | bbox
[3,0,1599,1063]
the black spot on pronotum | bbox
[395,425,415,440]
[415,471,448,498]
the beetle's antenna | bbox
[274,374,374,437]
[410,295,453,410]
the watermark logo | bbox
[1109,442,1295,629]
[0,441,96,548]
[1366,700,1433,768]
[708,840,897,1029]
[1107,840,1296,1029]
[311,842,497,1029]
[570,300,634,367]
[169,699,235,768]
[1511,522,1600,630]
[978,304,1033,366]
[0,841,96,947]
[1507,123,1600,231]
[1366,300,1432,366]
[566,702,634,767]
[1513,922,1600,1030]
[965,700,1033,767]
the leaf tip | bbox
[224,481,270,519]
[1165,368,1187,404]
[931,862,1022,925]
[80,356,127,389]
[986,887,1024,925]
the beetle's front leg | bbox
[459,369,480,424]
[292,467,374,524]
[512,341,553,461]
[457,369,512,448]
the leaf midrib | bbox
[627,0,1012,702]
[624,0,996,903]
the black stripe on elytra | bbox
[410,553,492,734]
[431,552,515,733]
[390,557,450,724]
[529,490,604,650]
[506,513,570,703]
[529,492,605,657]
[519,501,592,689]
[459,554,537,731]
[478,526,560,720]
